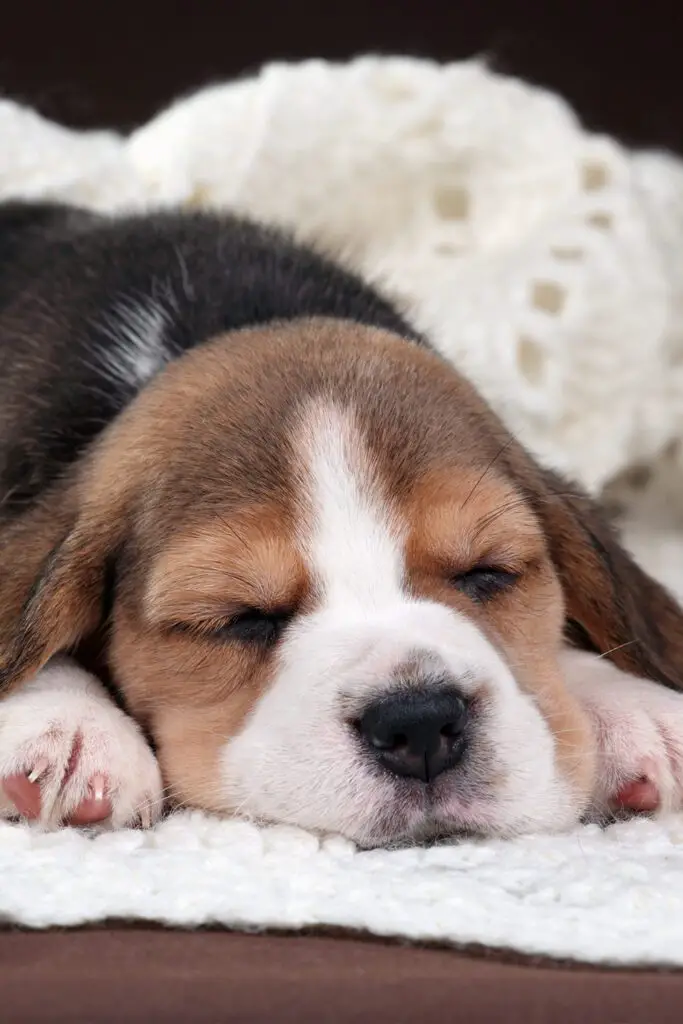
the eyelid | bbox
[164,605,295,639]
[161,607,247,634]
[451,566,521,586]
[460,564,521,577]
[443,557,525,580]
[454,547,546,575]
[450,566,520,604]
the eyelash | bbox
[450,565,521,602]
[171,565,518,641]
[175,608,293,647]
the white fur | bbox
[300,403,404,609]
[94,299,169,389]
[562,647,683,818]
[0,658,163,829]
[222,402,579,845]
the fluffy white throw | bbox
[1,56,683,965]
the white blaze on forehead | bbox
[297,400,404,608]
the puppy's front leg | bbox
[561,647,683,818]
[0,657,163,829]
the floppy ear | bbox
[520,464,683,691]
[0,474,126,692]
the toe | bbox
[2,774,42,819]
[612,776,661,812]
[66,775,111,825]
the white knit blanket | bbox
[2,57,683,966]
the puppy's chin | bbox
[329,786,479,850]
[312,783,588,849]
[232,775,587,849]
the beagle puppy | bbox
[1,201,682,845]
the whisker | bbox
[597,640,638,660]
[461,438,516,509]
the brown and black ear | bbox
[0,472,128,693]
[516,459,683,691]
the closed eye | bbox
[450,566,520,602]
[172,607,294,647]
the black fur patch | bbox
[0,202,422,517]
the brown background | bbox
[1,0,681,152]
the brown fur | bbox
[0,318,682,813]
[403,470,593,791]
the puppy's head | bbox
[2,319,682,845]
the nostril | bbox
[356,688,470,782]
[369,731,408,752]
[440,720,463,740]
[351,719,409,751]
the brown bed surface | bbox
[2,929,682,1023]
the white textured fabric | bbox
[3,57,683,492]
[2,57,683,963]
[2,799,683,967]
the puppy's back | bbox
[0,203,419,516]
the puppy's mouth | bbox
[352,771,496,848]
[356,809,490,850]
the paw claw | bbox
[26,758,50,784]
[0,663,164,831]
[90,774,106,803]
[2,774,42,819]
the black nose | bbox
[356,688,469,782]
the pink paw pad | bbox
[612,776,661,813]
[2,766,112,825]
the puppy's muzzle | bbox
[356,685,469,782]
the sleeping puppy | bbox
[1,201,683,845]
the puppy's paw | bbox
[0,658,163,830]
[562,649,683,819]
